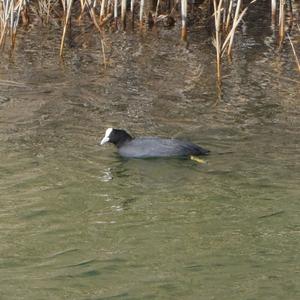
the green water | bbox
[0,9,300,300]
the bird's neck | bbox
[115,133,133,148]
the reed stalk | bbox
[271,0,277,26]
[227,0,242,56]
[78,0,85,19]
[100,0,106,22]
[212,0,256,81]
[155,0,160,19]
[121,0,126,30]
[221,4,250,54]
[131,0,135,27]
[169,0,179,18]
[279,1,285,33]
[0,0,298,80]
[61,0,65,12]
[181,0,187,41]
[100,12,113,26]
[34,0,52,23]
[278,0,285,45]
[86,0,101,31]
[0,0,13,47]
[60,0,73,56]
[287,33,300,72]
[20,0,29,25]
[107,0,112,15]
[0,0,25,49]
[11,0,23,49]
[222,0,227,26]
[225,0,233,31]
[140,0,144,28]
[114,0,118,29]
[286,0,293,30]
[213,0,222,80]
[85,0,108,66]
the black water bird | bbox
[100,128,209,159]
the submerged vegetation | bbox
[0,0,299,78]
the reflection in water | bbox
[0,5,300,300]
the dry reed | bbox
[279,0,285,44]
[181,0,187,41]
[121,0,126,29]
[139,0,144,28]
[287,33,300,72]
[212,0,258,81]
[0,0,299,77]
[0,0,32,49]
[213,0,222,80]
[60,0,73,56]
[271,0,277,26]
[100,0,106,23]
[114,0,118,29]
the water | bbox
[0,8,300,300]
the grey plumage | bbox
[100,128,210,158]
[118,137,209,158]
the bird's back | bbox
[118,137,209,158]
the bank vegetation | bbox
[1,0,299,78]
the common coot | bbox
[100,128,209,158]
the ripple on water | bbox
[0,7,300,299]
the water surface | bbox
[0,7,300,300]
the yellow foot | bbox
[190,156,206,164]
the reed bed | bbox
[0,0,299,76]
[212,0,256,80]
